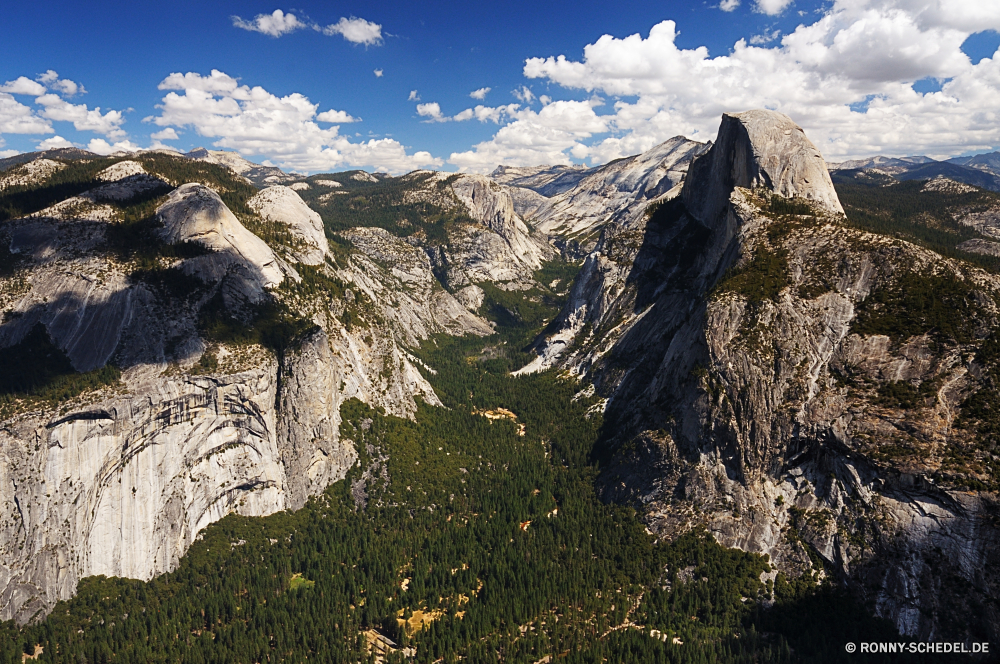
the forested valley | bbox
[0,254,941,663]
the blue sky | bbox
[2,0,1000,173]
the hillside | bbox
[1,114,999,660]
[525,110,1000,643]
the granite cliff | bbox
[523,109,1000,642]
[0,154,496,622]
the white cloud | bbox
[755,0,794,14]
[512,86,535,103]
[37,135,74,150]
[35,93,126,138]
[150,127,179,140]
[37,70,84,96]
[0,150,18,158]
[416,102,445,121]
[316,109,359,123]
[449,99,608,171]
[408,90,420,101]
[323,17,383,45]
[0,93,53,134]
[0,77,46,96]
[159,70,246,96]
[232,10,307,37]
[374,69,384,78]
[502,2,1000,166]
[750,29,782,44]
[87,138,142,155]
[719,0,740,11]
[149,70,440,173]
[470,87,491,100]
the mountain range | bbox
[1,113,999,656]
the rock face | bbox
[0,163,493,623]
[683,110,843,223]
[247,186,328,265]
[489,164,591,197]
[157,183,288,296]
[184,148,293,188]
[532,137,710,240]
[382,171,556,288]
[0,365,287,622]
[523,109,1000,641]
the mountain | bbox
[0,148,99,172]
[489,163,592,196]
[524,109,1000,641]
[182,147,296,188]
[948,151,1000,177]
[894,160,1000,190]
[828,154,1000,192]
[826,155,934,172]
[528,137,710,244]
[4,114,1000,654]
[0,153,500,623]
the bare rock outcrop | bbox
[247,186,328,265]
[157,183,288,298]
[532,137,710,240]
[522,109,1000,641]
[683,109,844,225]
[0,365,288,623]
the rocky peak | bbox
[531,136,709,240]
[683,109,844,226]
[247,185,328,266]
[157,183,288,297]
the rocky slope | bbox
[529,137,710,243]
[0,154,494,623]
[184,148,295,188]
[522,109,1000,642]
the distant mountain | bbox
[526,137,710,242]
[183,147,295,188]
[894,160,1000,190]
[0,147,99,172]
[948,151,1000,177]
[490,164,592,196]
[827,155,935,172]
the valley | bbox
[0,110,998,662]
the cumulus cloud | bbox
[35,93,126,138]
[232,9,307,37]
[470,87,491,100]
[750,28,782,44]
[149,70,440,173]
[755,0,794,15]
[0,93,53,134]
[374,69,384,78]
[408,90,420,101]
[37,70,84,96]
[150,127,179,140]
[512,86,535,103]
[474,0,1000,169]
[316,109,359,123]
[37,135,74,150]
[416,103,445,121]
[1,77,46,96]
[324,17,383,45]
[87,138,142,155]
[719,0,740,11]
[449,99,608,171]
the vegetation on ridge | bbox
[0,266,920,664]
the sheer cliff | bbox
[0,154,500,623]
[523,110,1000,642]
